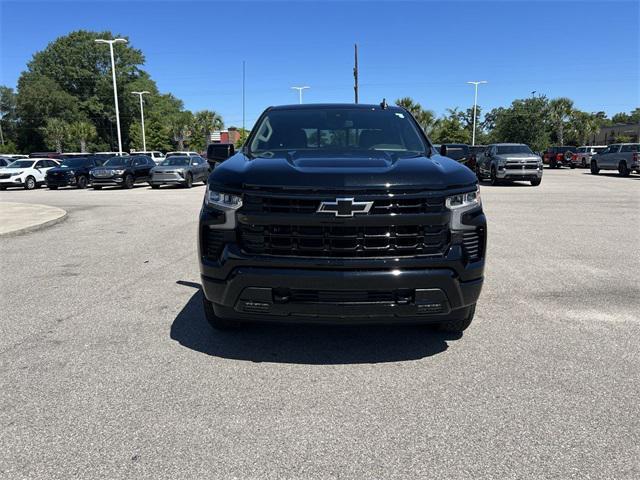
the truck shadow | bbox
[170,281,461,365]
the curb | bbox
[0,206,68,238]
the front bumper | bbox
[497,166,542,180]
[199,207,486,324]
[46,175,75,187]
[0,176,25,186]
[90,176,124,186]
[150,172,186,185]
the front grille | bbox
[243,193,445,215]
[0,174,11,179]
[462,230,483,261]
[203,228,225,259]
[290,289,405,304]
[240,223,449,257]
[505,164,538,170]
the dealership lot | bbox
[1,169,639,479]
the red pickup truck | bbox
[542,146,575,168]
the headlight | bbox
[67,170,75,175]
[446,187,481,231]
[205,185,242,209]
[10,171,23,176]
[445,188,481,210]
[113,169,125,175]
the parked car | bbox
[131,150,165,164]
[0,154,29,166]
[46,156,101,189]
[476,143,543,186]
[89,155,155,189]
[166,151,200,158]
[0,158,60,190]
[590,143,640,176]
[439,144,473,170]
[149,155,209,188]
[571,146,607,168]
[198,103,486,333]
[206,143,235,170]
[542,146,575,168]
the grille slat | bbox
[462,230,483,261]
[204,228,225,259]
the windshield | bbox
[6,160,34,168]
[496,145,533,155]
[249,107,427,155]
[104,157,132,167]
[60,158,89,167]
[160,157,190,166]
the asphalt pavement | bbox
[0,169,638,479]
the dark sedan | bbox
[46,156,101,189]
[89,155,155,189]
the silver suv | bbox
[590,143,639,176]
[476,143,543,186]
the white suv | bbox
[0,158,60,190]
[131,151,165,164]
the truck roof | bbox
[268,103,404,112]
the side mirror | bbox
[440,145,447,157]
[206,143,235,163]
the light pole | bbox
[131,91,150,151]
[291,86,310,104]
[95,38,127,155]
[467,80,487,146]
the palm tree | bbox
[548,97,574,145]
[69,121,97,152]
[41,118,69,153]
[569,111,601,145]
[394,97,436,134]
[193,110,224,149]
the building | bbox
[594,123,640,144]
[209,128,241,145]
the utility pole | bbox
[353,43,359,104]
[242,60,246,143]
[131,91,150,151]
[467,80,487,146]
[291,86,310,104]
[95,38,128,155]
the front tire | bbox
[76,175,88,189]
[490,167,500,186]
[184,173,193,188]
[618,161,630,177]
[550,159,557,169]
[437,304,476,333]
[24,176,36,190]
[530,178,542,186]
[203,296,241,330]
[581,158,587,168]
[123,174,134,189]
[590,160,600,175]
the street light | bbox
[291,86,310,104]
[131,91,150,151]
[466,80,487,146]
[95,38,128,155]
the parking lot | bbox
[1,168,639,479]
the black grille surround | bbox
[237,191,452,259]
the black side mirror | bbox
[440,145,447,157]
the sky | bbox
[1,0,639,129]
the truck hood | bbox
[209,151,477,191]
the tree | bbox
[431,109,469,143]
[547,97,574,146]
[486,96,550,152]
[191,110,224,151]
[567,111,600,146]
[168,111,193,150]
[69,120,97,152]
[41,118,69,152]
[0,86,17,148]
[395,97,437,135]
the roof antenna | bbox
[380,98,388,109]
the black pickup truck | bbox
[198,103,486,332]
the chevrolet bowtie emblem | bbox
[317,198,373,217]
